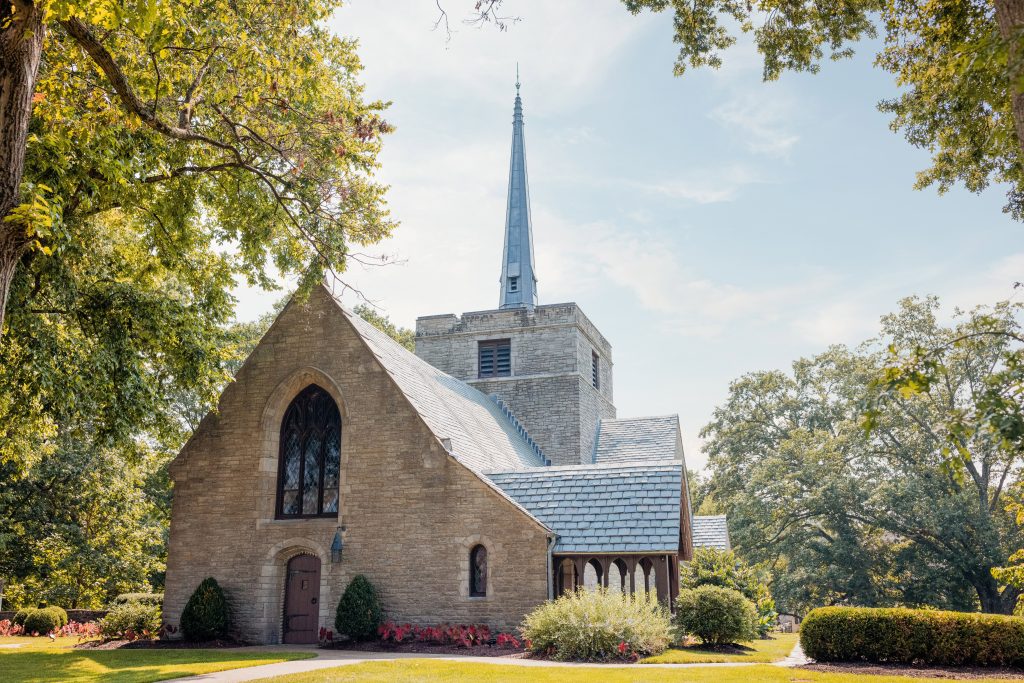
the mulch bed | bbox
[802,663,1024,680]
[328,640,527,658]
[77,638,244,650]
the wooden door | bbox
[283,554,321,644]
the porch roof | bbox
[486,461,683,554]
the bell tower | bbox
[415,78,615,466]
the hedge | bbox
[801,606,1024,667]
[112,593,164,607]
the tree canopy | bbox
[0,0,395,333]
[704,297,1023,615]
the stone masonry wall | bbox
[164,287,550,643]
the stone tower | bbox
[415,82,616,466]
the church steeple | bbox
[499,71,538,310]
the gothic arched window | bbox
[469,544,488,597]
[276,385,341,519]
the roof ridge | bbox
[486,460,681,476]
[602,414,679,422]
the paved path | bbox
[166,641,809,682]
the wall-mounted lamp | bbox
[331,526,346,563]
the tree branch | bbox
[60,17,233,153]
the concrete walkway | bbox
[166,641,809,682]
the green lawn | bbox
[642,632,799,663]
[0,636,313,683]
[252,659,1019,683]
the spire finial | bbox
[515,63,520,94]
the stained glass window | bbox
[470,545,488,597]
[276,385,342,518]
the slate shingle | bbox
[692,515,731,550]
[487,461,683,553]
[593,415,681,464]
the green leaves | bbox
[703,296,1024,615]
[623,0,1024,218]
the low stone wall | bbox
[0,609,108,623]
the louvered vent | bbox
[478,339,511,378]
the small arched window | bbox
[469,545,488,597]
[276,385,341,518]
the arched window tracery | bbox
[276,385,341,518]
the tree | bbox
[704,297,1023,615]
[0,207,278,605]
[354,304,415,351]
[0,0,394,334]
[620,0,1024,218]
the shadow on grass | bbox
[0,649,311,683]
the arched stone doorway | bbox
[283,554,321,644]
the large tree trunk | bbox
[994,0,1024,156]
[976,573,1021,614]
[0,0,44,336]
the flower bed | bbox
[318,621,525,657]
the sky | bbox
[234,0,1022,471]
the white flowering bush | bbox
[521,588,672,661]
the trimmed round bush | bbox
[674,585,758,645]
[335,574,383,641]
[180,577,231,642]
[101,602,162,639]
[801,606,1024,667]
[12,608,36,627]
[23,607,65,635]
[47,606,68,628]
[112,593,163,607]
[521,588,672,661]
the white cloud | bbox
[333,0,656,112]
[641,165,763,204]
[710,92,801,157]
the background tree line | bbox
[701,297,1024,615]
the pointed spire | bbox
[499,72,538,310]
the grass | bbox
[0,635,314,683]
[251,659,1020,683]
[641,631,800,664]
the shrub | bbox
[521,588,672,661]
[12,608,35,627]
[100,602,161,640]
[112,593,164,607]
[674,585,758,645]
[335,575,383,641]
[681,547,777,637]
[801,606,1024,667]
[46,606,69,628]
[180,577,231,642]
[23,607,66,635]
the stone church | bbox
[163,84,729,644]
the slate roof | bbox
[692,515,731,550]
[486,462,683,553]
[593,415,680,464]
[336,299,546,475]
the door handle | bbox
[311,597,317,605]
